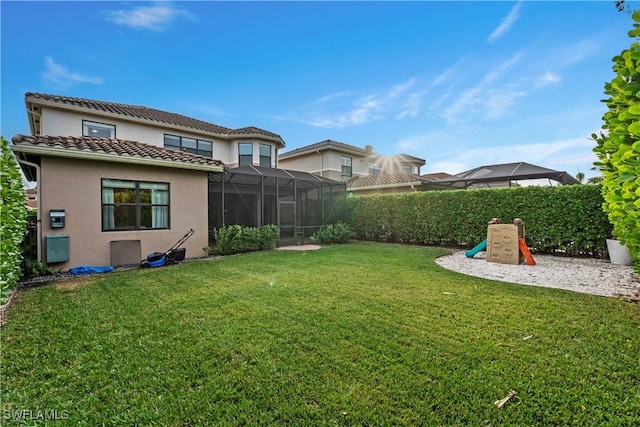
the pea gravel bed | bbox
[436,250,640,300]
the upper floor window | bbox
[102,179,169,231]
[239,143,253,166]
[401,165,420,175]
[259,144,272,168]
[164,134,212,158]
[368,162,381,177]
[83,120,115,138]
[341,156,352,177]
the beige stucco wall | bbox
[40,107,277,167]
[40,156,210,270]
[226,140,278,169]
[279,150,370,181]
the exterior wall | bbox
[280,151,369,182]
[39,107,279,167]
[39,156,209,270]
[226,140,278,169]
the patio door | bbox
[278,201,295,246]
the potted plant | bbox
[606,233,633,266]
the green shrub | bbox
[207,224,278,256]
[593,11,640,265]
[310,221,354,244]
[1,136,27,304]
[348,185,612,257]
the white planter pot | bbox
[606,239,633,266]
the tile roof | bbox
[11,134,225,171]
[228,126,283,140]
[279,139,369,159]
[347,173,434,189]
[25,92,284,146]
[421,172,454,180]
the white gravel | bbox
[435,250,640,299]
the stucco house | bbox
[278,139,427,194]
[11,93,345,270]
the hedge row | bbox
[347,185,612,257]
[1,137,27,305]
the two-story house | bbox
[11,93,346,270]
[278,139,431,194]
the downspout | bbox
[17,158,42,262]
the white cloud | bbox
[534,71,561,88]
[308,95,385,129]
[190,104,234,120]
[296,78,417,129]
[487,1,522,44]
[104,2,195,31]
[42,56,103,88]
[315,91,352,104]
[441,53,527,124]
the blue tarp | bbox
[69,265,114,276]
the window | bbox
[239,143,253,166]
[368,162,381,177]
[102,179,169,231]
[83,120,115,138]
[401,165,420,175]
[164,134,213,158]
[341,156,352,177]
[259,144,272,168]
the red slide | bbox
[518,238,536,266]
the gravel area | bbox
[435,250,640,300]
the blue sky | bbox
[1,1,632,179]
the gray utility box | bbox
[46,234,69,263]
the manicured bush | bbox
[348,185,612,257]
[310,221,354,244]
[593,11,640,265]
[1,136,27,304]
[207,224,278,255]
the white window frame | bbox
[83,120,115,138]
[341,156,352,177]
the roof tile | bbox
[279,139,368,159]
[347,173,434,189]
[11,134,225,168]
[25,93,284,145]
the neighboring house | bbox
[421,172,454,181]
[11,93,346,270]
[347,173,435,196]
[278,139,426,194]
[25,187,37,210]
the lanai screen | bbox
[208,166,347,246]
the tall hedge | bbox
[347,185,612,257]
[593,11,640,264]
[1,137,27,304]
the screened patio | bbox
[208,166,347,246]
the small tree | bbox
[593,11,640,264]
[0,137,27,304]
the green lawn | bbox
[1,242,639,426]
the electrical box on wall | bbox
[46,234,69,263]
[49,209,65,228]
